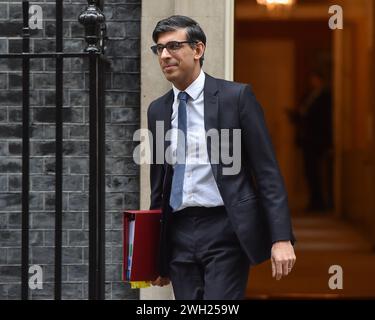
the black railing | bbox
[21,0,30,302]
[0,0,108,300]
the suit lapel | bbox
[160,90,174,215]
[162,89,174,133]
[203,73,220,181]
[162,90,174,168]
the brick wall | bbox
[0,0,140,300]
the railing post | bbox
[79,0,106,300]
[78,1,106,53]
[21,0,30,301]
[54,0,64,300]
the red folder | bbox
[122,209,162,282]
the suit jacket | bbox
[147,73,296,277]
[300,88,332,152]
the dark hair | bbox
[310,69,325,80]
[152,15,206,67]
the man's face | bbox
[310,74,323,90]
[155,28,204,89]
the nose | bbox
[160,47,171,59]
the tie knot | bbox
[178,91,189,103]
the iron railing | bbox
[0,0,108,300]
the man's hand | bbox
[271,240,296,280]
[151,276,170,287]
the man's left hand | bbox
[271,240,296,280]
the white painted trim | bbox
[225,0,235,81]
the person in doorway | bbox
[147,15,296,300]
[288,70,333,212]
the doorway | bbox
[234,20,333,214]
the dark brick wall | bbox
[0,0,140,300]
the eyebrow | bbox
[156,40,188,45]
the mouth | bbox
[163,65,177,71]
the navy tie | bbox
[169,91,189,211]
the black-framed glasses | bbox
[150,41,197,55]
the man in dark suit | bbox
[299,71,333,211]
[287,70,333,212]
[147,15,296,300]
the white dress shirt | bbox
[170,69,224,212]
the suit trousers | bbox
[168,206,250,300]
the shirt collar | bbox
[172,69,205,102]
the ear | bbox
[194,42,205,61]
